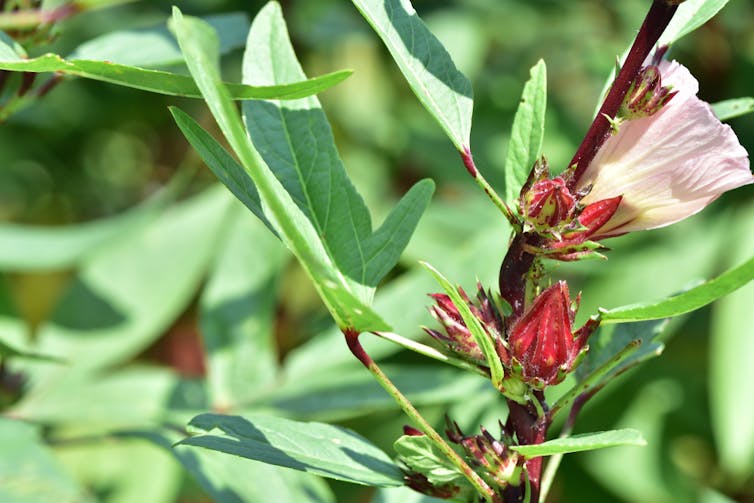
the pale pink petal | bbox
[577,61,752,236]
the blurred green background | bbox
[1,1,753,502]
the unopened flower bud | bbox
[505,281,597,387]
[619,65,676,120]
[522,176,577,230]
[424,285,503,365]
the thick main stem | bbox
[566,0,680,189]
[503,397,550,503]
[343,329,502,503]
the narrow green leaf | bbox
[600,255,754,323]
[510,429,646,457]
[712,97,754,121]
[199,207,287,410]
[0,418,93,503]
[169,106,272,233]
[421,262,504,388]
[0,39,351,100]
[659,0,731,45]
[350,0,473,150]
[178,413,404,487]
[170,8,388,332]
[0,338,63,363]
[69,13,250,68]
[504,59,547,203]
[242,2,431,287]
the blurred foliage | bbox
[0,1,753,502]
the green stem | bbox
[549,339,641,419]
[460,147,522,233]
[372,331,490,378]
[344,329,501,503]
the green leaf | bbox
[242,2,433,287]
[710,206,754,482]
[169,107,271,232]
[375,487,447,503]
[0,193,166,272]
[171,8,389,331]
[503,59,547,203]
[69,13,250,68]
[421,262,504,389]
[510,429,646,457]
[0,39,351,100]
[394,434,467,486]
[350,0,473,150]
[142,431,335,503]
[599,255,754,323]
[29,187,230,371]
[659,0,731,45]
[712,97,754,121]
[199,206,287,410]
[178,413,405,487]
[0,418,93,503]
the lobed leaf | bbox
[350,0,473,150]
[510,429,646,457]
[599,255,754,323]
[242,1,433,288]
[503,59,547,204]
[178,413,405,487]
[170,8,388,331]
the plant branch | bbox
[460,147,521,232]
[343,328,502,503]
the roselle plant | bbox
[1,1,754,502]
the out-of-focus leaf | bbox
[0,418,93,503]
[350,0,473,150]
[142,431,335,503]
[599,255,754,323]
[0,196,162,272]
[576,319,668,382]
[69,13,250,68]
[178,413,404,487]
[375,487,446,503]
[259,364,486,421]
[711,97,754,121]
[0,37,351,100]
[199,206,287,410]
[243,2,432,287]
[54,437,181,503]
[503,59,547,203]
[583,380,685,503]
[11,367,185,428]
[29,187,230,371]
[710,204,754,483]
[511,429,646,457]
[659,0,731,45]
[171,8,388,331]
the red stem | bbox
[566,0,679,189]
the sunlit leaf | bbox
[350,0,473,150]
[511,429,646,457]
[178,413,404,487]
[711,97,754,121]
[659,0,731,45]
[599,255,754,322]
[504,59,547,203]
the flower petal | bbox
[577,61,752,236]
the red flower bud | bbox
[522,176,577,230]
[505,281,597,387]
